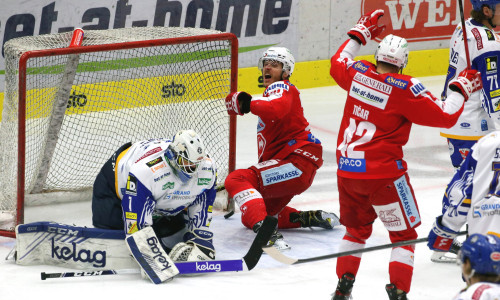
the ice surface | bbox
[0,75,465,299]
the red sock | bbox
[240,198,267,230]
[277,206,300,229]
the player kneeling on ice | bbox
[224,46,340,251]
[452,233,500,299]
[330,9,481,300]
[92,130,218,283]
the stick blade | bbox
[262,245,298,265]
[243,216,278,270]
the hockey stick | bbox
[263,231,468,265]
[41,215,278,280]
[458,0,471,68]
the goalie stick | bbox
[263,231,467,265]
[41,215,278,281]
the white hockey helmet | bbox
[165,130,206,180]
[258,46,295,78]
[374,34,409,69]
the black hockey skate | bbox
[332,273,355,300]
[253,221,290,250]
[290,210,340,229]
[385,284,408,300]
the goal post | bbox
[0,27,238,238]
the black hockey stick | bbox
[41,216,278,280]
[458,0,471,68]
[263,231,467,265]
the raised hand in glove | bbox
[225,91,252,116]
[348,9,386,45]
[449,69,482,101]
[427,216,459,252]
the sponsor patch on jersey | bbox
[253,159,279,169]
[146,157,163,167]
[354,73,392,94]
[486,56,497,74]
[472,28,483,50]
[460,122,471,128]
[410,82,427,97]
[261,163,302,186]
[486,29,495,41]
[394,176,420,228]
[233,189,261,207]
[349,81,389,110]
[125,212,137,220]
[135,147,162,163]
[384,76,408,89]
[265,81,289,98]
[126,220,138,234]
[198,178,211,185]
[338,156,366,172]
[459,148,470,160]
[125,175,137,196]
[162,182,174,190]
[352,61,369,73]
[373,202,406,231]
[154,172,170,182]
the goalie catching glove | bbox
[348,9,386,45]
[170,229,215,262]
[427,216,459,252]
[225,91,252,116]
[449,69,482,101]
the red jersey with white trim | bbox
[331,39,465,179]
[249,80,321,164]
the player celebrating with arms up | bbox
[330,9,482,300]
[92,130,217,283]
[224,47,340,250]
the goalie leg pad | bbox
[126,227,179,284]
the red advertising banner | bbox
[362,0,473,42]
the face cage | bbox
[175,151,201,174]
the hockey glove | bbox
[348,9,386,45]
[449,69,482,101]
[427,216,459,252]
[225,91,252,116]
[170,229,215,262]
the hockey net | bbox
[0,27,237,237]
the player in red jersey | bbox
[224,47,340,250]
[330,9,483,300]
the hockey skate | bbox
[430,239,462,263]
[290,210,341,230]
[331,273,355,300]
[253,221,291,251]
[385,284,408,300]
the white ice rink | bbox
[0,75,467,299]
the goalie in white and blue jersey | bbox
[91,129,217,283]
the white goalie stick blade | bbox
[41,216,278,280]
[263,231,467,266]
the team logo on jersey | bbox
[126,175,137,196]
[257,118,265,132]
[486,56,497,74]
[486,29,495,41]
[384,76,408,89]
[459,148,470,160]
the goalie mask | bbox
[258,47,295,78]
[375,34,409,70]
[458,233,500,276]
[165,130,206,181]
